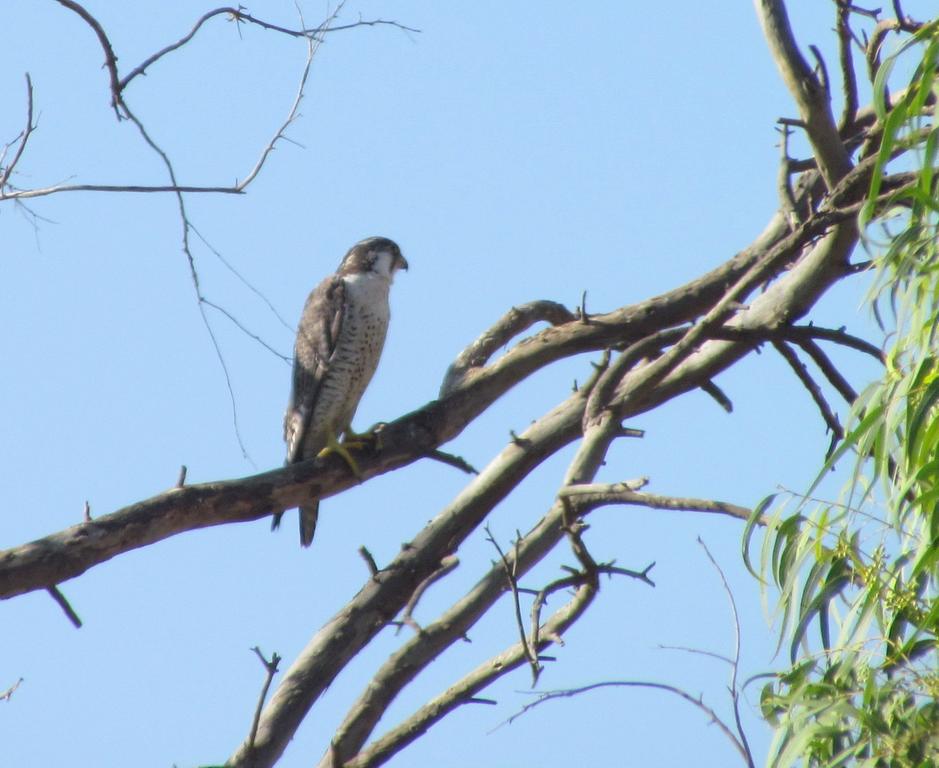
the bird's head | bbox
[340,236,408,281]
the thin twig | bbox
[808,44,831,96]
[700,380,733,413]
[47,585,82,628]
[789,336,859,404]
[358,546,380,578]
[658,644,735,666]
[0,678,23,702]
[201,298,292,362]
[697,537,756,768]
[0,74,35,191]
[486,526,539,681]
[776,123,801,228]
[781,324,884,362]
[119,5,419,89]
[248,647,281,751]
[441,301,576,395]
[53,1,124,116]
[190,223,295,333]
[397,555,459,634]
[424,450,479,475]
[836,1,859,130]
[502,682,749,763]
[773,340,843,455]
[560,483,753,523]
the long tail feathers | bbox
[271,505,319,547]
[299,502,319,547]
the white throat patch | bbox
[371,250,398,281]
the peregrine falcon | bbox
[274,236,408,546]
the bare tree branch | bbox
[754,0,853,186]
[395,555,459,635]
[560,483,753,523]
[343,582,597,768]
[1,678,24,703]
[836,1,860,130]
[789,336,860,404]
[53,0,124,117]
[118,7,418,90]
[0,4,406,203]
[247,648,282,753]
[773,340,844,455]
[0,74,35,192]
[46,585,82,628]
[486,527,541,682]
[698,538,756,768]
[441,301,577,395]
[503,681,751,765]
[317,407,653,768]
[4,7,933,766]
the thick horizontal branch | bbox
[0,176,875,601]
[0,395,454,600]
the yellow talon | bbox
[345,422,387,452]
[316,430,364,478]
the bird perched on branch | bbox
[274,236,408,546]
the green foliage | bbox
[748,20,939,768]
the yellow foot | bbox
[316,431,364,478]
[344,422,387,452]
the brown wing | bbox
[284,275,346,464]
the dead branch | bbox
[755,0,853,187]
[46,585,82,628]
[118,7,418,90]
[248,648,282,752]
[559,484,753,523]
[503,681,750,764]
[0,167,869,602]
[229,389,594,768]
[773,340,844,454]
[53,0,124,116]
[1,5,349,203]
[0,74,34,192]
[358,546,380,578]
[698,538,756,768]
[341,582,597,768]
[397,555,459,634]
[441,301,577,395]
[700,379,734,413]
[316,410,647,768]
[788,336,860,404]
[780,324,884,361]
[1,678,24,703]
[836,1,860,130]
[486,527,540,681]
[424,450,479,475]
[3,8,933,766]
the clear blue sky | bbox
[1,3,928,766]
